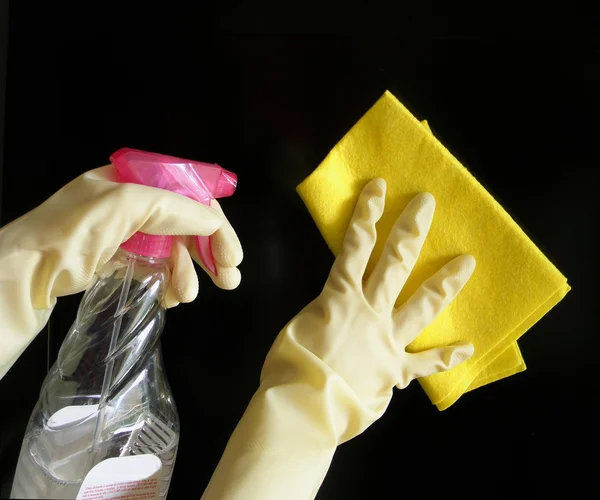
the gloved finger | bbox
[199,262,242,290]
[164,237,199,308]
[84,167,223,239]
[393,254,476,345]
[163,287,180,309]
[208,199,243,267]
[364,192,435,311]
[186,235,242,290]
[395,341,474,389]
[329,178,386,291]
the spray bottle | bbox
[10,148,237,499]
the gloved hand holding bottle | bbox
[2,149,243,499]
[201,178,476,500]
[0,155,243,380]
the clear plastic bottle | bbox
[10,147,237,499]
[10,249,179,499]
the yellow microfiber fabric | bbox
[297,90,570,410]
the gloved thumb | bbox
[83,166,224,239]
[119,184,223,237]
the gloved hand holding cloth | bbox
[202,179,475,499]
[297,90,570,410]
[202,90,569,499]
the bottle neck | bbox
[117,248,169,266]
[106,249,170,298]
[120,232,173,259]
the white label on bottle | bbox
[76,455,162,500]
[48,404,100,430]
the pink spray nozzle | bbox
[110,148,237,270]
[216,170,238,198]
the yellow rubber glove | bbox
[0,165,243,380]
[201,178,475,500]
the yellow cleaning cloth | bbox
[297,90,570,410]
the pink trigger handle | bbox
[110,147,237,273]
[196,235,216,275]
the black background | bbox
[1,2,598,499]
